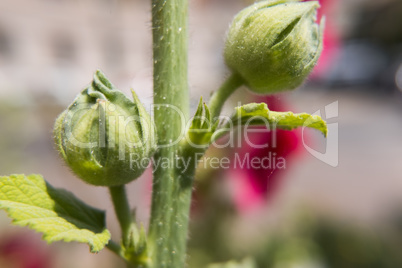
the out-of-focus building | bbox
[0,0,153,103]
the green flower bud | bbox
[54,70,157,186]
[224,0,324,94]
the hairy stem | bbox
[208,73,244,119]
[109,185,133,248]
[148,0,191,267]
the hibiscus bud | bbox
[224,0,324,94]
[54,70,157,186]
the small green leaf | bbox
[124,223,150,266]
[187,97,218,146]
[229,102,327,136]
[0,174,111,253]
[208,257,257,268]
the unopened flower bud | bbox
[54,70,157,186]
[224,0,324,94]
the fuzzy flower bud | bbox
[224,0,324,94]
[54,70,157,186]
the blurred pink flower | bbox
[227,96,302,213]
[310,0,340,77]
[0,232,52,268]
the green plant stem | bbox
[106,240,124,258]
[148,0,191,267]
[109,185,132,248]
[208,72,244,119]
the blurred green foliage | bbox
[188,197,402,268]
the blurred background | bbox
[1,0,402,267]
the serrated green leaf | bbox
[0,174,111,253]
[208,257,257,268]
[230,103,327,136]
